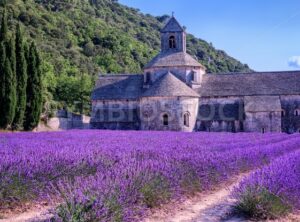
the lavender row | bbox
[233,150,300,220]
[0,131,299,221]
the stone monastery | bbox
[91,16,300,133]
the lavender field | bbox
[234,150,300,219]
[0,131,300,221]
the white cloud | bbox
[288,56,300,68]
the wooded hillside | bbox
[0,0,252,114]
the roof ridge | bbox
[206,70,300,76]
[144,51,204,69]
[98,74,142,77]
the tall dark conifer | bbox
[4,38,17,129]
[1,57,16,128]
[6,36,16,78]
[12,24,27,130]
[0,8,7,42]
[0,43,6,127]
[0,8,17,129]
[24,43,43,130]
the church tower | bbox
[144,16,206,87]
[161,16,186,53]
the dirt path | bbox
[144,174,248,222]
[0,176,245,222]
[0,205,54,222]
[1,173,298,222]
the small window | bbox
[163,114,169,126]
[145,72,151,83]
[183,113,190,127]
[295,110,299,116]
[96,110,101,118]
[169,36,176,49]
[262,128,266,134]
[281,110,285,117]
[192,71,197,82]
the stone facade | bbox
[90,100,140,130]
[91,16,300,133]
[281,96,300,133]
[140,97,199,132]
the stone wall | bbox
[36,111,90,131]
[90,95,300,134]
[161,31,186,52]
[196,97,244,132]
[140,97,199,132]
[90,100,140,130]
[244,96,282,133]
[244,112,281,133]
[281,95,300,133]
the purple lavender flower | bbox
[233,150,300,219]
[0,131,299,221]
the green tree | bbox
[0,43,6,127]
[0,9,17,129]
[0,58,16,128]
[55,73,93,114]
[6,37,16,78]
[24,43,43,131]
[0,8,7,42]
[12,24,27,130]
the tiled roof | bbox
[198,71,300,97]
[142,72,200,98]
[144,51,204,69]
[91,74,143,100]
[92,71,300,101]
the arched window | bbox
[295,109,299,116]
[169,36,176,49]
[96,110,101,119]
[262,128,266,134]
[281,110,286,117]
[145,72,151,83]
[163,114,169,126]
[192,71,197,82]
[183,113,190,127]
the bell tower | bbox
[161,16,186,53]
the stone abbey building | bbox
[91,17,300,133]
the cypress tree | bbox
[0,8,8,42]
[0,43,6,127]
[3,38,17,129]
[0,9,17,129]
[12,24,27,130]
[6,36,16,78]
[1,58,16,128]
[24,43,43,131]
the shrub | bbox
[140,175,170,208]
[56,197,98,222]
[233,150,300,220]
[235,187,291,219]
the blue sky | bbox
[119,0,300,71]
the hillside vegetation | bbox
[1,0,251,114]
